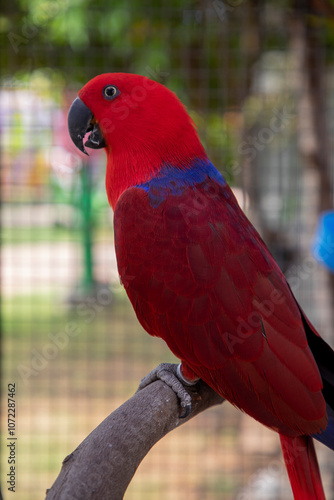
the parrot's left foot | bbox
[138,363,199,418]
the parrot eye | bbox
[102,85,120,100]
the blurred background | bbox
[1,0,334,498]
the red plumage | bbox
[114,180,326,437]
[280,435,326,500]
[68,73,334,499]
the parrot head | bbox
[68,73,206,207]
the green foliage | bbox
[3,0,334,185]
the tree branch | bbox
[45,379,224,499]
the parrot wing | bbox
[114,175,326,437]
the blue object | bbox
[313,404,334,451]
[312,211,334,272]
[137,158,226,208]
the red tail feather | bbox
[280,434,326,499]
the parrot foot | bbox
[138,363,199,418]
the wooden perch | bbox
[45,378,224,499]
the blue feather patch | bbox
[313,404,334,451]
[137,158,226,207]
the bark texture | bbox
[45,379,224,500]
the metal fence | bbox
[1,1,334,499]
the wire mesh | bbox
[1,2,334,499]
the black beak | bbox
[67,97,106,155]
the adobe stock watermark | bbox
[17,285,114,384]
[225,102,295,178]
[7,0,68,54]
[184,0,244,24]
[236,440,306,499]
[222,287,285,355]
[286,227,334,295]
[221,248,325,356]
[239,104,294,161]
[212,0,244,22]
[226,241,330,356]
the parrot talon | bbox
[138,363,197,418]
[179,402,192,419]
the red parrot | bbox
[68,73,334,499]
